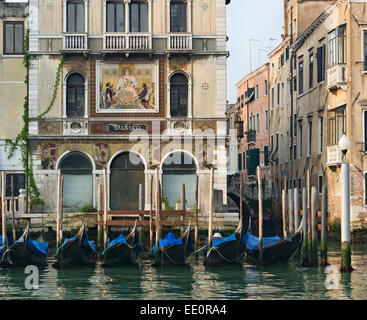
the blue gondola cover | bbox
[212,233,237,248]
[153,232,183,253]
[13,234,48,256]
[0,235,8,255]
[61,235,97,254]
[242,232,292,253]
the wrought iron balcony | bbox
[62,33,88,51]
[103,33,152,51]
[246,130,256,144]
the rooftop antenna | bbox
[258,48,268,68]
[249,39,260,72]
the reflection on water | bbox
[0,243,367,300]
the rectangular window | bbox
[364,110,367,152]
[107,1,125,32]
[318,116,324,154]
[5,174,25,197]
[298,61,304,95]
[281,83,284,107]
[328,25,346,68]
[170,1,187,32]
[364,31,367,72]
[255,84,259,100]
[265,110,269,131]
[317,44,326,82]
[277,83,280,106]
[130,1,148,32]
[264,146,269,166]
[264,80,268,96]
[299,124,303,158]
[293,77,297,92]
[365,173,367,205]
[256,114,260,134]
[270,135,274,153]
[238,153,242,171]
[271,87,275,109]
[328,106,346,145]
[318,175,323,194]
[294,113,297,137]
[294,144,297,160]
[308,121,313,156]
[4,22,24,54]
[279,134,283,163]
[67,0,85,33]
[243,152,246,170]
[285,47,289,61]
[309,53,314,89]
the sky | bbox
[226,0,284,103]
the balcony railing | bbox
[327,64,347,90]
[167,33,193,51]
[63,33,88,51]
[103,33,152,51]
[246,130,256,144]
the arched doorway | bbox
[162,152,196,209]
[110,152,145,210]
[59,152,93,212]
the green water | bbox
[0,243,367,300]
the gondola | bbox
[102,223,142,267]
[151,224,194,266]
[52,224,97,268]
[203,219,245,267]
[243,217,303,264]
[1,224,48,268]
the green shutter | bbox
[248,148,260,175]
[242,152,246,169]
[264,146,269,166]
[238,153,242,171]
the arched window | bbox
[170,73,188,117]
[106,0,125,32]
[130,0,148,32]
[67,0,85,33]
[66,73,85,118]
[170,0,186,33]
[59,152,93,211]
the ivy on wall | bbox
[5,28,66,208]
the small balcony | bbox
[235,120,244,139]
[246,130,256,144]
[167,33,193,51]
[62,33,88,51]
[327,64,347,90]
[327,145,343,166]
[103,33,152,51]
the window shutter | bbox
[238,153,242,171]
[243,152,246,170]
[264,146,269,166]
[317,46,322,83]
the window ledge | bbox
[1,55,25,58]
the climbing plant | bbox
[5,28,66,208]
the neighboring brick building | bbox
[236,63,271,201]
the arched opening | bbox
[170,73,188,117]
[59,152,93,212]
[162,152,196,209]
[66,73,85,118]
[110,152,145,210]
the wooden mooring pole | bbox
[208,167,214,248]
[139,184,144,243]
[60,176,64,245]
[282,189,287,239]
[320,185,328,267]
[194,175,199,256]
[288,188,294,235]
[1,172,6,252]
[10,175,16,242]
[180,184,185,233]
[149,175,153,250]
[302,187,309,266]
[103,168,108,250]
[307,170,312,264]
[294,188,300,232]
[56,169,61,249]
[257,166,263,263]
[311,186,318,267]
[155,168,160,250]
[97,183,103,251]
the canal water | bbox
[0,242,366,300]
